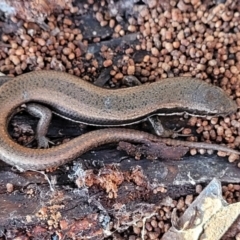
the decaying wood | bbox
[1,2,240,238]
[0,114,240,238]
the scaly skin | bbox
[0,128,239,170]
[0,71,238,170]
[0,70,237,126]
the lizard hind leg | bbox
[25,103,53,148]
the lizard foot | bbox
[37,136,54,148]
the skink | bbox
[0,70,238,170]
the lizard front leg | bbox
[148,116,190,138]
